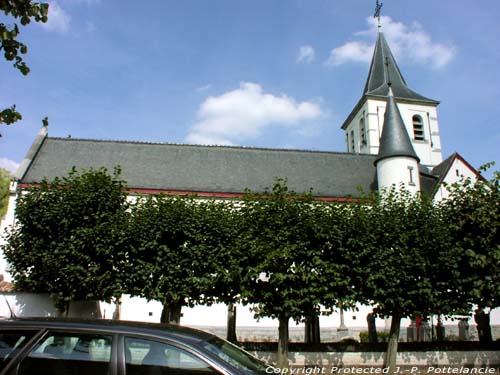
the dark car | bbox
[0,318,271,375]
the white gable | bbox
[434,155,480,202]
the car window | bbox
[17,331,112,375]
[125,336,221,375]
[200,337,269,375]
[0,330,38,371]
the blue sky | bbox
[0,0,499,177]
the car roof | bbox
[0,317,216,344]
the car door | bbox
[119,335,232,375]
[0,328,42,375]
[8,329,117,375]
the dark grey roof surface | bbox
[364,32,438,104]
[432,153,457,178]
[21,137,379,198]
[341,31,439,130]
[375,88,419,165]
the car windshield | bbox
[199,337,270,375]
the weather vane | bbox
[374,0,383,28]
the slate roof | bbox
[375,87,419,165]
[341,31,439,130]
[18,133,379,198]
[363,32,438,104]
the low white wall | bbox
[0,293,57,317]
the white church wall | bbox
[376,156,421,194]
[434,157,480,202]
[398,102,442,168]
[6,292,500,342]
[0,293,58,318]
[347,99,443,168]
[0,182,21,282]
[118,297,395,331]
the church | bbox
[0,20,483,330]
[6,29,480,208]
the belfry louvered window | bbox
[412,115,425,141]
[359,118,366,146]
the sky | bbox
[0,0,499,178]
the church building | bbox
[4,28,479,210]
[0,20,483,327]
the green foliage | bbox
[441,166,500,311]
[2,162,498,341]
[350,187,460,320]
[127,194,237,310]
[236,180,353,323]
[0,168,11,218]
[2,167,129,310]
[0,0,49,128]
[359,330,390,343]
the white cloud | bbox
[325,41,373,66]
[0,158,20,173]
[41,1,71,33]
[326,16,457,68]
[195,84,212,93]
[297,45,315,64]
[185,82,323,146]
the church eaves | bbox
[375,87,419,165]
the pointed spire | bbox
[375,87,420,165]
[363,32,438,104]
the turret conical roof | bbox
[375,87,420,165]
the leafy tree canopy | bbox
[127,194,236,323]
[359,189,458,319]
[237,181,352,322]
[1,0,48,127]
[442,165,500,311]
[0,168,11,218]
[2,167,129,311]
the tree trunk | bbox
[227,303,237,343]
[277,316,290,369]
[367,312,378,343]
[304,312,320,345]
[384,313,401,374]
[56,302,70,318]
[112,296,122,321]
[436,316,445,341]
[474,308,493,343]
[160,301,183,325]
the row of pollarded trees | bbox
[2,166,500,369]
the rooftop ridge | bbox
[48,136,378,158]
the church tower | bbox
[341,27,443,170]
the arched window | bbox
[359,118,366,146]
[350,130,355,152]
[412,115,425,141]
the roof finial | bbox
[374,0,383,31]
